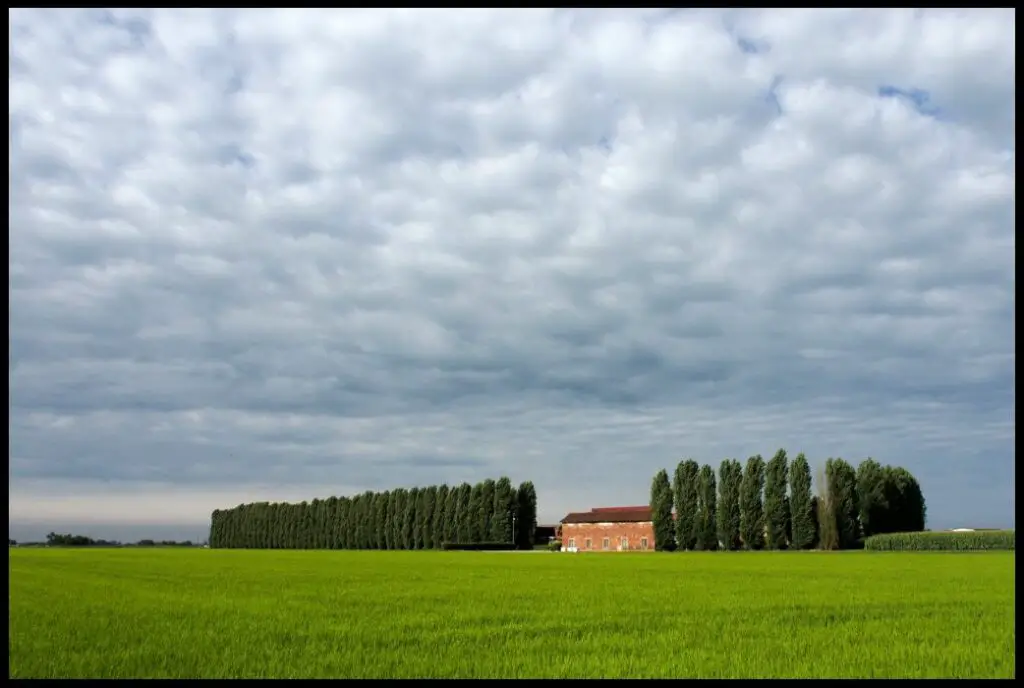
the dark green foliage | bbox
[479,479,497,543]
[421,487,437,550]
[443,486,459,545]
[455,483,473,544]
[673,460,700,551]
[856,458,887,538]
[739,455,765,550]
[826,458,859,549]
[788,454,815,550]
[207,476,533,550]
[816,464,839,550]
[649,468,675,551]
[696,464,718,550]
[432,485,449,549]
[491,477,516,543]
[513,481,538,550]
[391,490,406,550]
[881,466,927,534]
[809,495,820,548]
[441,542,519,551]
[716,459,743,551]
[783,495,792,546]
[404,487,419,550]
[864,530,1014,552]
[763,449,789,550]
[467,483,484,544]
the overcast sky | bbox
[9,9,1015,543]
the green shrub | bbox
[864,530,1014,552]
[440,542,518,551]
[547,540,562,552]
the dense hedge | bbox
[864,530,1015,552]
[441,542,518,551]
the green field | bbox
[8,549,1015,679]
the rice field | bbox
[8,548,1015,679]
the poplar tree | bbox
[717,459,743,551]
[491,477,516,543]
[432,485,449,548]
[827,458,859,549]
[764,449,790,550]
[788,453,816,550]
[739,455,766,550]
[674,459,700,551]
[696,464,718,550]
[479,479,497,541]
[650,468,675,551]
[856,458,887,538]
[467,483,484,543]
[514,481,538,550]
[421,486,437,549]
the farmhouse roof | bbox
[560,506,653,524]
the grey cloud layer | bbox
[8,9,1015,529]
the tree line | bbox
[9,534,202,548]
[209,478,539,550]
[649,451,926,551]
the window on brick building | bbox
[568,538,576,549]
[621,537,629,550]
[602,537,610,550]
[584,538,592,550]
[640,537,649,550]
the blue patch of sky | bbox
[766,75,784,116]
[89,9,152,53]
[216,143,255,169]
[878,85,943,119]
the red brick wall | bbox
[561,521,655,552]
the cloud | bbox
[9,9,1015,537]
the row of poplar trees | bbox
[209,478,539,550]
[649,451,927,551]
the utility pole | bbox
[512,513,517,549]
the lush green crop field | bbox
[8,548,1015,679]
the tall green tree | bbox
[816,465,838,550]
[882,466,927,533]
[491,477,516,543]
[856,458,888,538]
[696,464,718,550]
[674,459,700,551]
[432,485,449,549]
[764,449,790,550]
[373,493,387,549]
[513,481,537,550]
[479,479,497,541]
[421,486,437,549]
[788,453,816,550]
[717,459,743,551]
[649,468,675,551]
[739,455,766,550]
[455,483,473,543]
[391,490,406,550]
[809,495,821,548]
[826,458,859,549]
[467,483,484,543]
[403,487,418,550]
[443,485,459,544]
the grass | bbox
[8,548,1015,679]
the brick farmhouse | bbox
[559,505,655,552]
